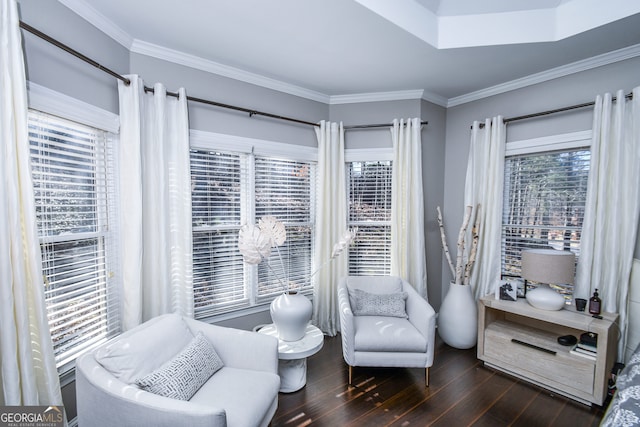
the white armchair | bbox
[76,313,280,427]
[338,276,436,386]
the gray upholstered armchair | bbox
[76,313,280,427]
[338,276,436,386]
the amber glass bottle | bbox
[589,289,601,315]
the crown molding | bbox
[130,39,330,104]
[55,0,640,109]
[58,0,133,48]
[421,91,449,107]
[329,89,447,107]
[447,42,640,107]
[330,89,425,105]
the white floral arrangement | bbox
[238,215,357,292]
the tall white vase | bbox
[270,291,312,341]
[437,282,478,349]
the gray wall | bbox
[441,56,640,300]
[329,99,447,307]
[130,54,326,146]
[330,99,421,148]
[18,0,128,114]
[421,100,447,308]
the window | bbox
[191,150,245,315]
[347,160,392,275]
[502,140,590,283]
[190,144,316,318]
[255,157,315,299]
[29,110,120,373]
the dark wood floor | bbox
[272,334,607,427]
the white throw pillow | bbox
[350,288,408,318]
[95,313,194,384]
[135,332,224,401]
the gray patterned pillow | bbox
[350,288,408,318]
[135,332,223,401]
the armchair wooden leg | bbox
[348,365,353,385]
[425,367,430,387]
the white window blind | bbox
[190,148,316,318]
[29,110,120,372]
[347,160,392,276]
[502,148,590,281]
[255,156,314,299]
[191,149,247,317]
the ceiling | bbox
[58,0,640,106]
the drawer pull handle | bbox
[511,338,556,355]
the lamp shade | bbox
[521,249,575,285]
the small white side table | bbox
[258,323,324,393]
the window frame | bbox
[345,148,393,276]
[190,130,317,321]
[501,131,592,293]
[27,83,121,378]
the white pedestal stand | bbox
[258,323,324,393]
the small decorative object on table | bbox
[239,216,356,341]
[497,276,521,301]
[589,289,602,315]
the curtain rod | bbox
[20,20,431,131]
[19,20,319,128]
[344,120,428,130]
[474,92,633,128]
[19,21,130,85]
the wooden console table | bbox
[477,295,618,406]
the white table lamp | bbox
[521,249,575,311]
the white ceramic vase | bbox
[270,291,312,341]
[437,282,478,349]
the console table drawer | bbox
[484,320,594,392]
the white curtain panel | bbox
[312,121,347,336]
[0,0,63,408]
[118,77,194,330]
[463,117,506,299]
[390,118,428,298]
[575,87,640,357]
